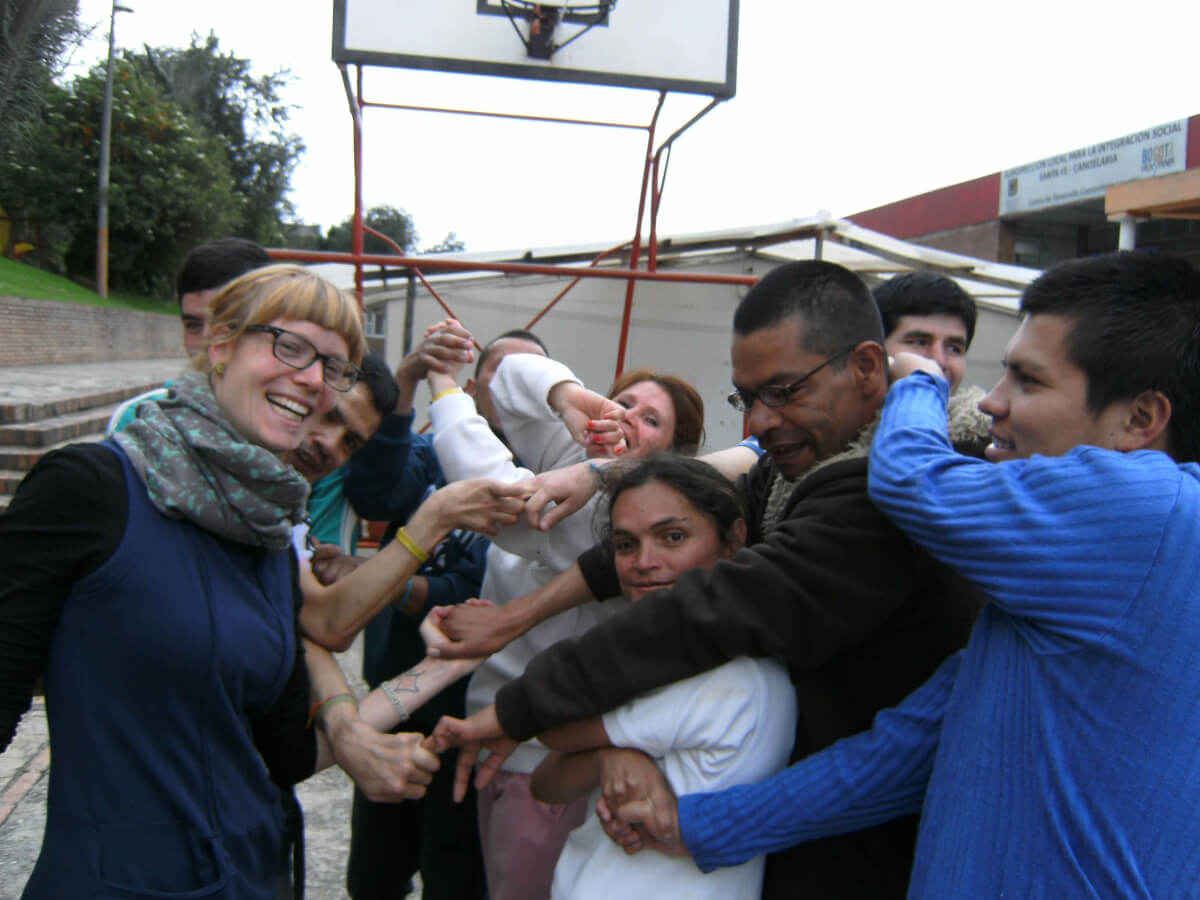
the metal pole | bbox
[268,248,759,287]
[353,67,365,305]
[614,91,666,379]
[95,2,124,298]
[339,64,366,306]
[403,271,415,355]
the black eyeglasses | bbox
[727,346,855,413]
[245,324,361,392]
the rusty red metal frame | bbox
[271,247,757,286]
[331,62,731,377]
[525,240,630,330]
[358,223,481,350]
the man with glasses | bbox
[433,260,985,898]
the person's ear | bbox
[722,518,748,557]
[1114,390,1172,454]
[464,378,477,400]
[206,326,235,373]
[850,341,887,393]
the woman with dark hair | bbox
[420,320,708,900]
[0,265,438,899]
[518,454,797,898]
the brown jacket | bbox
[496,428,985,898]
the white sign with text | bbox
[1001,119,1187,215]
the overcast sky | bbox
[73,0,1200,254]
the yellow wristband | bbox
[395,526,429,564]
[431,386,463,403]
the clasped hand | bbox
[594,748,689,857]
[548,381,628,456]
[430,704,517,802]
[427,477,533,537]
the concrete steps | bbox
[0,404,122,448]
[0,382,160,510]
[0,383,161,425]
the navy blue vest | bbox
[24,444,296,899]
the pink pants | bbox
[477,769,590,900]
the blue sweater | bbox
[680,373,1200,897]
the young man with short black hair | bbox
[873,271,990,457]
[873,272,976,393]
[177,237,273,356]
[107,238,273,434]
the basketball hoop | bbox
[498,0,616,60]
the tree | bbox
[0,59,241,294]
[0,0,83,164]
[323,205,418,256]
[129,33,304,247]
[0,31,304,295]
[424,232,465,254]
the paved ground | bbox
[0,358,188,406]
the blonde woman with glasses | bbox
[0,265,440,899]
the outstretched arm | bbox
[424,562,594,660]
[357,605,489,731]
[869,371,1178,648]
[531,750,604,805]
[429,351,604,572]
[529,716,613,804]
[673,651,958,871]
[304,639,440,801]
[300,478,529,650]
[493,466,915,741]
[520,441,761,533]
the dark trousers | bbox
[346,693,487,900]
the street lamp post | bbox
[96,1,132,298]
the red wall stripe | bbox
[848,173,1002,239]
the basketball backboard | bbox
[332,0,739,98]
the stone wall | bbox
[0,297,180,365]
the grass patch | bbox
[0,257,173,314]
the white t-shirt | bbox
[551,656,798,900]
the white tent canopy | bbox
[312,216,1036,448]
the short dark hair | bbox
[733,261,884,359]
[599,453,746,553]
[177,238,273,303]
[873,272,978,347]
[357,352,399,417]
[475,329,548,379]
[607,368,705,455]
[1021,250,1200,462]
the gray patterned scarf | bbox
[114,369,309,550]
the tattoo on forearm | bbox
[393,666,426,694]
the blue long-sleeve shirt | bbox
[682,373,1200,898]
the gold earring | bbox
[214,362,226,376]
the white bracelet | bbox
[380,681,411,723]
